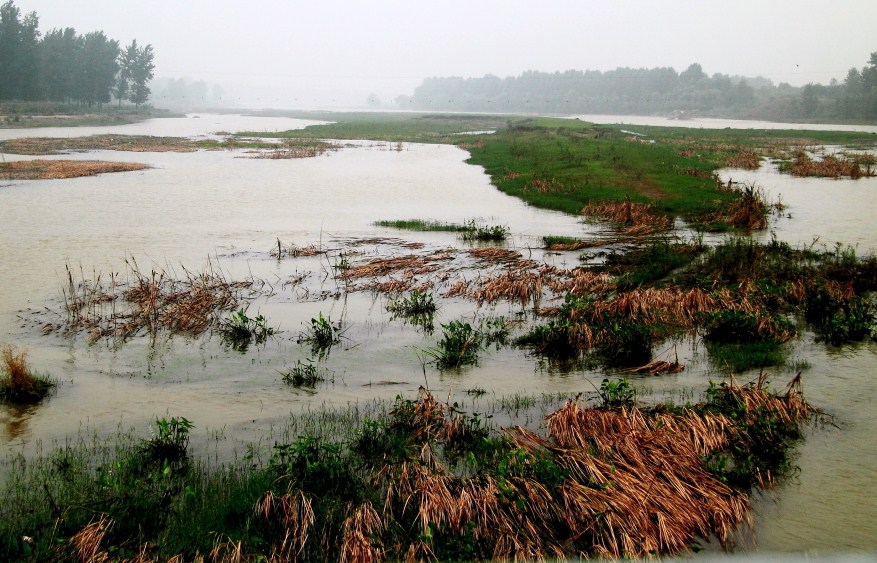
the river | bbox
[1,113,875,558]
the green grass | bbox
[0,382,816,561]
[234,112,875,229]
[374,219,472,232]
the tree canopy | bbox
[0,0,154,107]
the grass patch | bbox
[298,313,344,358]
[0,380,817,560]
[0,345,54,404]
[281,360,329,388]
[374,219,472,232]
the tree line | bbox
[397,54,877,123]
[0,0,154,107]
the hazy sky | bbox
[14,0,877,107]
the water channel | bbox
[1,113,875,557]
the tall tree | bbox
[76,31,119,106]
[40,27,79,102]
[122,39,154,108]
[0,0,40,100]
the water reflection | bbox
[1,402,40,442]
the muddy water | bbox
[1,114,876,556]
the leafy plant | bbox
[281,360,327,388]
[599,378,636,408]
[426,320,482,368]
[387,290,437,317]
[298,312,344,357]
[218,308,274,352]
[141,416,194,467]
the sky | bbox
[12,0,877,108]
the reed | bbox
[0,344,54,404]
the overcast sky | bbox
[13,0,877,107]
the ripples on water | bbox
[1,114,876,554]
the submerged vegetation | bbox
[0,379,817,561]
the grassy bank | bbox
[0,101,176,128]
[1,378,814,561]
[236,112,877,228]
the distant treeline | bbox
[0,0,154,107]
[398,55,877,122]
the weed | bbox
[0,344,54,404]
[298,312,344,357]
[218,308,274,352]
[387,290,437,316]
[426,320,482,369]
[804,284,875,345]
[141,416,194,468]
[281,360,327,388]
[460,220,510,242]
[599,377,636,408]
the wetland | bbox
[0,112,875,560]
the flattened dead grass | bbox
[0,159,147,179]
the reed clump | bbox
[581,197,672,236]
[0,344,54,403]
[784,151,875,178]
[56,260,258,342]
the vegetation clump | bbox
[0,159,147,180]
[281,360,329,388]
[217,308,275,352]
[0,380,817,561]
[298,313,344,357]
[0,344,54,404]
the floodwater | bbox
[1,114,876,557]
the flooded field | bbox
[1,114,876,556]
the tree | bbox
[121,39,154,108]
[76,31,119,106]
[40,27,80,102]
[0,0,40,100]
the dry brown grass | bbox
[0,159,148,179]
[788,151,875,178]
[581,197,672,235]
[56,260,255,342]
[0,134,201,155]
[2,344,32,390]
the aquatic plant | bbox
[218,308,274,352]
[281,360,328,388]
[426,320,482,368]
[460,220,510,242]
[141,416,194,468]
[386,290,437,317]
[0,344,54,404]
[298,312,344,357]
